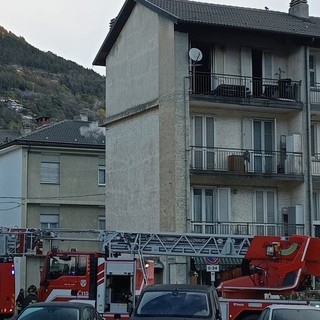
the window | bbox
[311,123,320,157]
[40,214,59,229]
[47,254,87,278]
[98,166,106,185]
[243,118,276,173]
[253,189,277,235]
[192,187,230,234]
[310,55,316,87]
[98,156,106,186]
[190,115,215,170]
[313,192,320,221]
[98,215,105,230]
[41,154,60,184]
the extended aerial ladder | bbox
[0,226,253,259]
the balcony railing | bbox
[312,154,320,175]
[191,221,304,236]
[310,83,320,104]
[190,146,303,175]
[191,72,301,102]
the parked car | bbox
[257,304,320,320]
[131,284,222,320]
[16,301,104,320]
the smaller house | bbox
[0,118,106,289]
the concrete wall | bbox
[105,110,160,231]
[105,4,159,116]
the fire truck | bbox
[0,227,252,319]
[218,234,320,320]
[2,227,320,320]
[0,257,15,319]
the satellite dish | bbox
[189,48,203,62]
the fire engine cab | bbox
[38,250,154,319]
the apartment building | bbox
[0,118,106,288]
[94,0,320,283]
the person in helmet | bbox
[15,288,25,315]
[22,285,38,310]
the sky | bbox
[1,0,320,76]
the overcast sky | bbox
[1,0,320,76]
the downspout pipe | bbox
[304,46,312,236]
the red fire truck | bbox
[2,228,320,320]
[218,234,320,320]
[38,250,154,320]
[0,257,15,319]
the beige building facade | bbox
[94,0,320,284]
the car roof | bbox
[266,304,320,310]
[25,301,94,309]
[142,284,214,293]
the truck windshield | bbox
[136,291,210,317]
[47,255,86,279]
[272,309,320,320]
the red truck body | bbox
[218,235,320,320]
[0,258,15,319]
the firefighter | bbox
[22,285,38,310]
[15,288,25,315]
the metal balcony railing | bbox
[312,154,320,175]
[190,146,303,175]
[191,221,304,236]
[191,72,301,102]
[310,83,320,104]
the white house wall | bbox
[0,147,23,227]
[106,3,160,117]
[105,110,160,231]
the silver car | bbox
[258,304,320,320]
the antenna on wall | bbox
[189,48,203,94]
[189,48,203,64]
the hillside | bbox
[0,26,105,129]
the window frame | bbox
[191,186,230,234]
[98,165,106,186]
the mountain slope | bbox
[0,26,105,129]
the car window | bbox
[137,290,210,317]
[18,306,79,320]
[258,308,270,320]
[272,308,320,320]
[83,306,101,320]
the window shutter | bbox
[241,47,252,78]
[218,188,230,221]
[263,51,272,79]
[242,118,253,149]
[41,162,60,184]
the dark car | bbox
[16,301,104,320]
[131,284,222,320]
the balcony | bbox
[190,72,302,105]
[191,221,304,236]
[190,146,303,175]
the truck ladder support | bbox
[0,227,253,258]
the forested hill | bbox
[0,26,106,129]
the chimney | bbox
[289,0,309,19]
[73,114,88,121]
